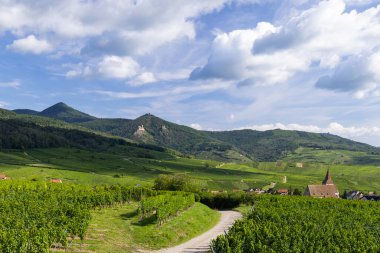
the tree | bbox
[293,188,302,196]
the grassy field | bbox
[0,147,379,193]
[284,147,380,165]
[66,202,220,252]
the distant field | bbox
[0,147,379,193]
[284,147,380,165]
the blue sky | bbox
[1,0,380,146]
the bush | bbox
[154,174,200,192]
[199,192,255,209]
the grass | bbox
[284,147,380,165]
[70,202,220,253]
[0,147,379,193]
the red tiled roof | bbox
[277,189,288,193]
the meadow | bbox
[0,147,379,193]
[69,202,220,252]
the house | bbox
[0,174,7,180]
[304,170,339,198]
[246,188,265,194]
[254,188,265,194]
[277,189,289,195]
[50,179,62,183]
[346,190,363,200]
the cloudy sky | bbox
[1,0,380,146]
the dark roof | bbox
[322,169,334,185]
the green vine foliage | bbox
[139,192,195,225]
[212,196,380,253]
[0,181,155,252]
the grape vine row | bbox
[211,196,380,253]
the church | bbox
[304,170,340,198]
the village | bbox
[242,169,380,201]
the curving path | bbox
[151,210,242,253]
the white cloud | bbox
[241,122,380,140]
[98,56,139,79]
[191,0,380,93]
[129,72,157,86]
[0,101,8,108]
[65,55,140,79]
[0,80,20,88]
[0,0,228,57]
[7,35,52,54]
[190,123,203,130]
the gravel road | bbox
[151,210,242,253]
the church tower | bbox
[322,169,334,185]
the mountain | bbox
[11,103,380,162]
[37,102,96,123]
[0,109,169,159]
[79,113,378,162]
[13,102,97,123]
[79,113,250,162]
[13,109,38,115]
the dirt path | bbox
[151,210,242,253]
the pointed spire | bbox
[322,169,334,185]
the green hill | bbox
[37,102,96,123]
[0,118,127,150]
[82,113,251,162]
[2,104,380,192]
[205,129,379,161]
[12,103,380,162]
[80,113,378,162]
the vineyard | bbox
[0,181,156,252]
[139,192,195,225]
[212,196,380,252]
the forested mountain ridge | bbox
[0,118,126,150]
[12,103,380,162]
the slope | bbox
[79,113,251,162]
[205,129,379,161]
[13,109,38,115]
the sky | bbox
[1,0,380,146]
